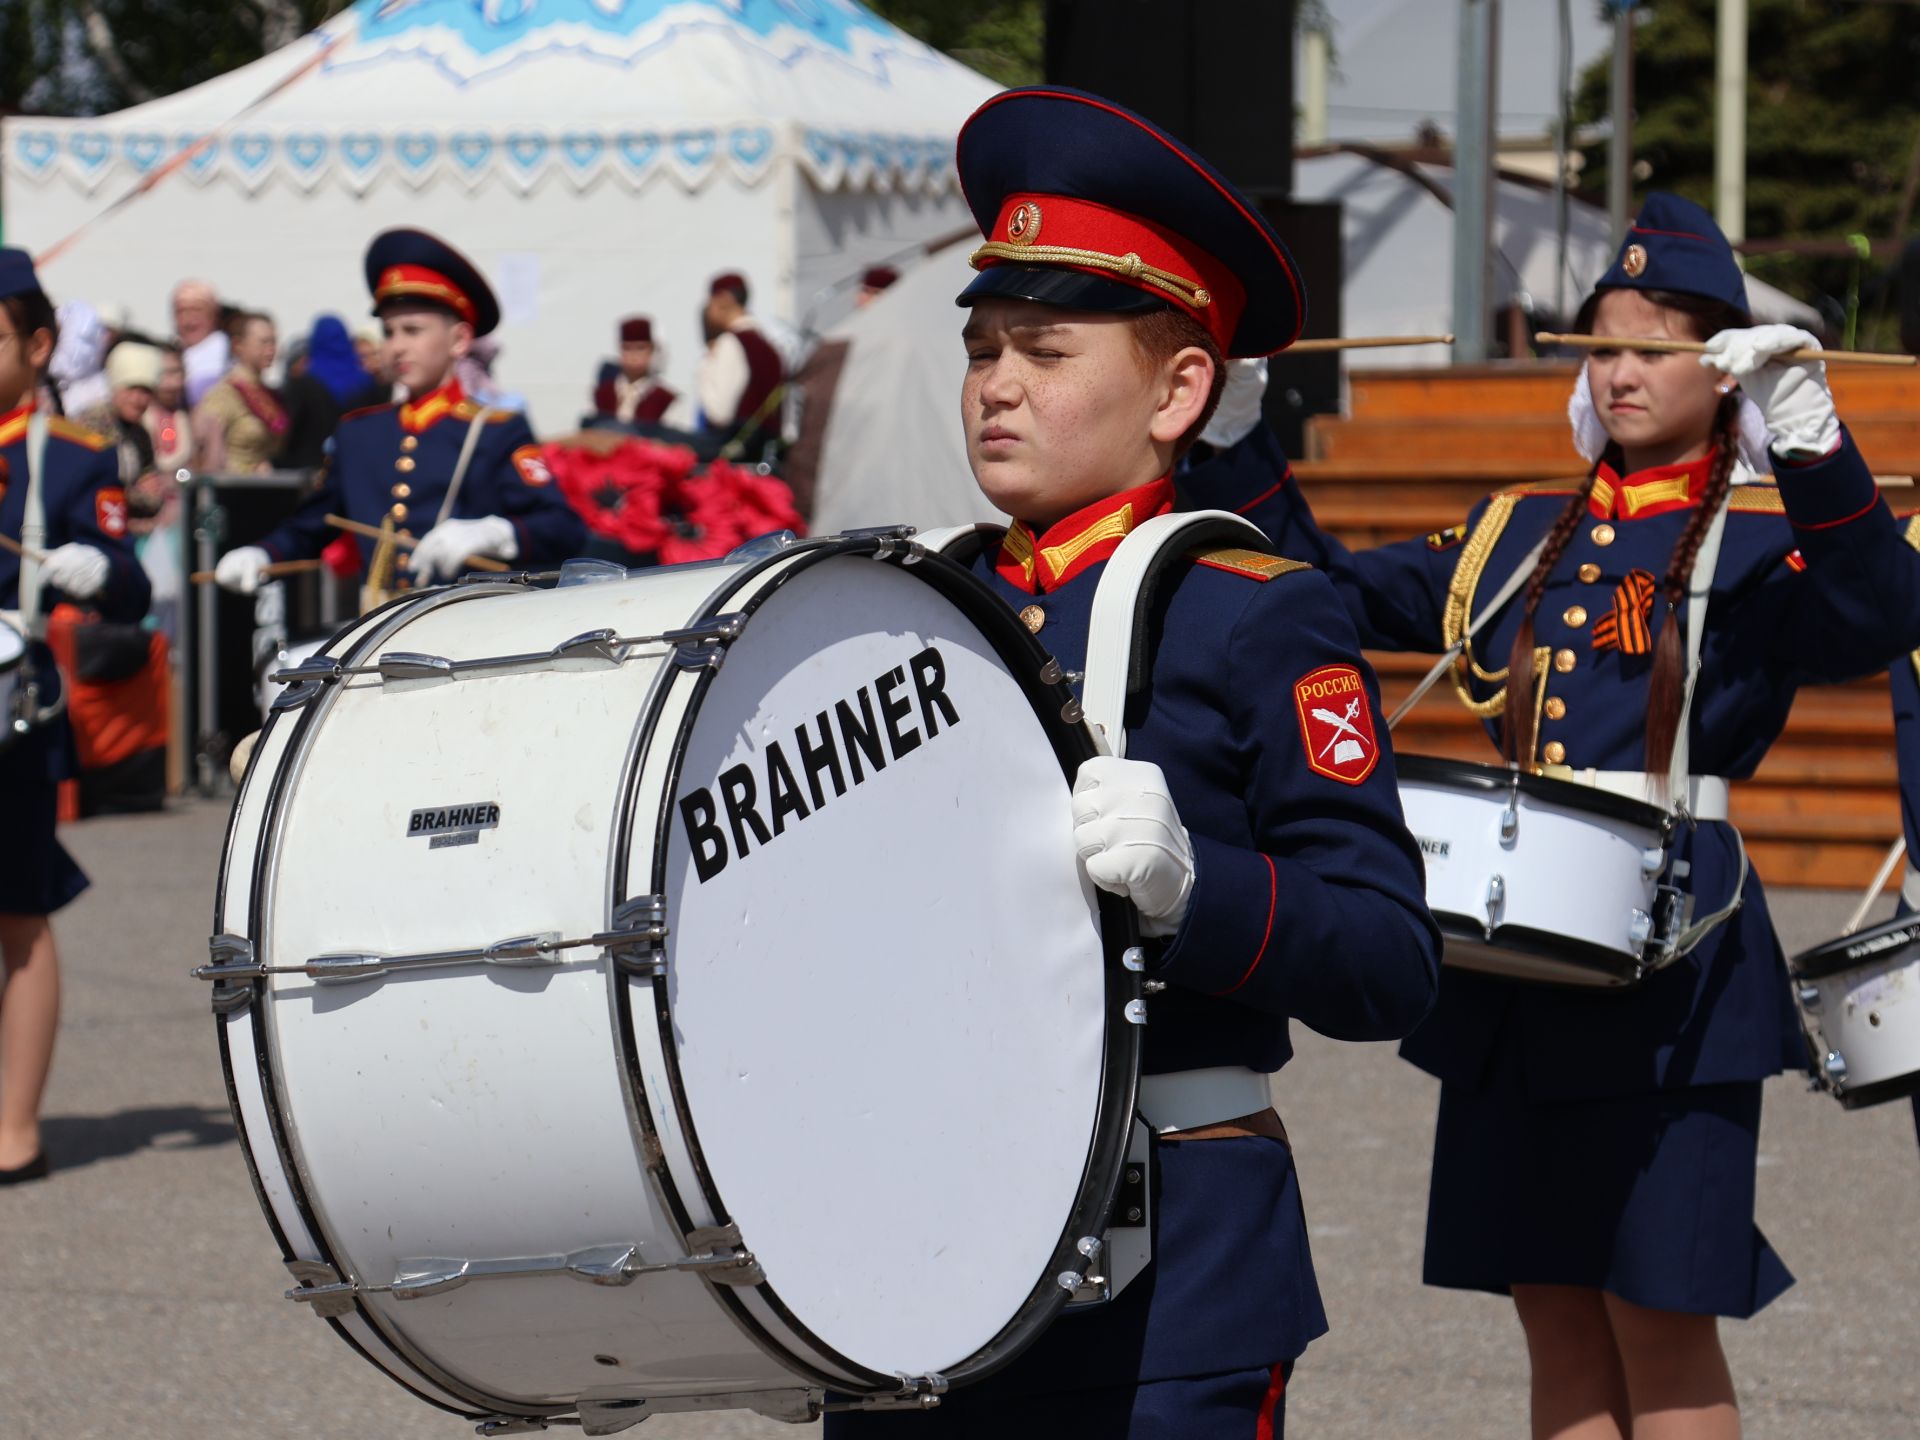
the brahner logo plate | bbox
[408,802,502,849]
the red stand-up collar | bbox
[1589,450,1719,521]
[399,377,465,434]
[0,397,36,447]
[994,476,1176,594]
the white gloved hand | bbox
[1700,324,1840,459]
[1072,755,1196,938]
[409,515,518,582]
[41,543,110,601]
[1198,357,1269,451]
[213,545,271,596]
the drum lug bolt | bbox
[1796,984,1823,1013]
[1121,947,1147,972]
[1038,659,1064,685]
[1641,847,1665,877]
[1141,979,1166,995]
[1124,999,1149,1026]
[1628,909,1654,948]
[1823,1050,1849,1087]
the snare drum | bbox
[1790,915,1920,1109]
[1397,755,1676,987]
[0,617,26,750]
[205,534,1140,1430]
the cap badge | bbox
[1006,202,1042,246]
[1622,243,1648,278]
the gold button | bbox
[1591,523,1616,547]
[1543,741,1567,765]
[1018,604,1045,634]
[1563,605,1588,628]
[1545,697,1567,721]
[396,456,416,473]
[1553,648,1577,674]
[392,482,412,500]
[389,503,409,523]
[400,435,419,452]
[1578,563,1602,583]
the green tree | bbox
[865,0,1043,87]
[0,0,344,117]
[1575,0,1920,338]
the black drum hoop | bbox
[1397,753,1671,833]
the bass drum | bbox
[206,535,1139,1431]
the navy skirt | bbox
[1423,1051,1792,1318]
[0,723,89,917]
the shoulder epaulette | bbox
[1727,487,1785,514]
[1191,546,1312,582]
[453,400,519,424]
[1493,477,1585,500]
[46,416,110,451]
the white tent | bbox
[0,0,998,429]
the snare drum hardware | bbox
[1790,915,1920,1109]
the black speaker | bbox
[1044,1,1296,199]
[1259,200,1343,458]
[1902,237,1920,358]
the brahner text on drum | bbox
[678,645,962,883]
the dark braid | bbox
[1643,391,1740,778]
[1502,458,1609,765]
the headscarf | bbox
[304,313,372,403]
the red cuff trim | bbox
[1233,476,1291,515]
[1792,492,1879,532]
[1212,853,1277,997]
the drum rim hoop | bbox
[1791,913,1920,981]
[1397,753,1671,832]
[614,534,1143,1395]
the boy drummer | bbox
[825,87,1441,1439]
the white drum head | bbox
[652,554,1114,1381]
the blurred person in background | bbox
[145,344,193,476]
[171,279,229,407]
[351,322,394,408]
[695,271,784,451]
[48,300,112,418]
[590,316,679,426]
[193,311,284,474]
[276,331,341,471]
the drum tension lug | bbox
[197,933,261,1012]
[284,1259,358,1319]
[603,896,668,978]
[474,1418,553,1437]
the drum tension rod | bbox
[193,910,669,988]
[284,1227,762,1313]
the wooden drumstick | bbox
[0,532,50,563]
[1287,334,1455,354]
[1535,331,1918,367]
[189,558,327,585]
[324,514,512,572]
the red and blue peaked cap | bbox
[954,87,1305,358]
[364,227,501,337]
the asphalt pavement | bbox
[2,799,1915,1438]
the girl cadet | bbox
[825,86,1441,1440]
[0,247,151,1185]
[1217,194,1920,1439]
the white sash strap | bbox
[1560,769,1731,823]
[433,407,494,528]
[1136,1067,1272,1135]
[18,411,50,638]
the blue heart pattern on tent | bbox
[231,133,274,177]
[67,132,112,174]
[672,131,716,171]
[176,134,222,178]
[121,134,166,173]
[341,133,385,174]
[14,132,58,175]
[505,132,549,175]
[285,134,329,175]
[395,133,438,175]
[451,133,494,176]
[560,133,605,174]
[728,126,773,173]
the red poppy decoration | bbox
[548,438,804,566]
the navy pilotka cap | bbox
[364,228,501,337]
[953,86,1306,358]
[0,247,44,302]
[1596,192,1751,317]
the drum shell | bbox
[1398,759,1668,988]
[1791,917,1920,1109]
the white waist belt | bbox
[1562,769,1730,823]
[1136,1066,1272,1135]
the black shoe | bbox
[0,1153,49,1186]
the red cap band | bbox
[375,264,477,325]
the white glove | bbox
[409,515,518,582]
[41,543,110,601]
[1198,357,1268,451]
[1072,756,1195,938]
[214,545,271,596]
[1700,324,1840,459]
